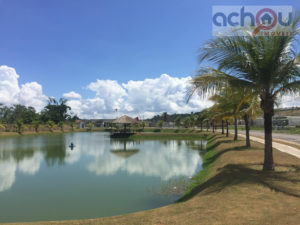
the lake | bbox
[0,132,205,223]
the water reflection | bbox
[0,133,206,192]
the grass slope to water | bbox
[5,133,300,225]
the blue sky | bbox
[0,0,300,118]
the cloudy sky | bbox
[0,65,212,118]
[0,0,299,119]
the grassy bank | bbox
[130,131,207,140]
[6,133,300,225]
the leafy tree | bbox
[0,104,38,124]
[70,114,79,122]
[189,18,300,170]
[41,98,71,123]
[162,112,168,122]
[0,104,11,123]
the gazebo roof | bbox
[112,115,137,124]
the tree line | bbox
[0,97,79,133]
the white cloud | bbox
[87,79,127,112]
[0,65,47,111]
[123,74,211,117]
[0,65,20,105]
[67,74,213,119]
[18,82,47,111]
[3,65,298,119]
[63,91,81,99]
[279,93,300,108]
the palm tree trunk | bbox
[212,121,215,133]
[221,120,224,134]
[206,121,209,131]
[262,98,274,171]
[234,117,238,141]
[226,120,229,137]
[244,114,250,147]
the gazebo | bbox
[111,115,138,138]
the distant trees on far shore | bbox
[0,97,79,133]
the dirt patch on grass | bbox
[5,134,300,225]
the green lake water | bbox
[0,132,205,223]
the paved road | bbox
[232,130,300,145]
[237,133,300,159]
[228,129,300,158]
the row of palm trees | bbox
[188,17,300,171]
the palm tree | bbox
[210,87,262,147]
[58,121,64,132]
[157,120,163,128]
[189,19,300,170]
[174,116,182,128]
[236,89,262,147]
[47,120,55,132]
[208,89,240,140]
[197,109,210,132]
[70,121,75,131]
[0,123,6,132]
[15,119,25,134]
[87,122,94,131]
[32,120,40,133]
[141,121,146,130]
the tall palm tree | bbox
[236,89,262,147]
[197,109,210,131]
[209,88,241,140]
[189,19,300,171]
[211,87,262,147]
